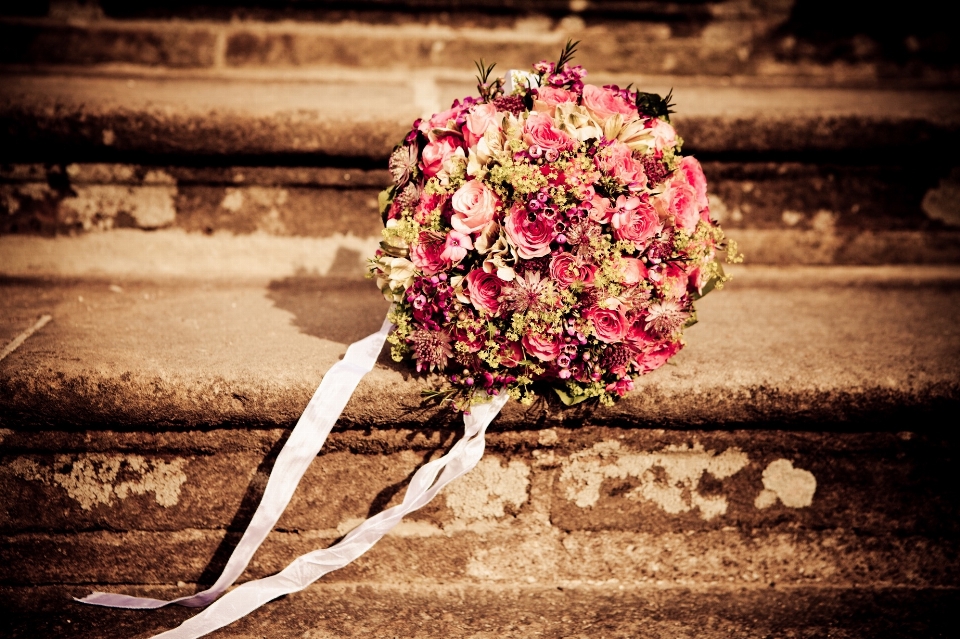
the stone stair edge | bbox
[3,72,959,159]
[3,9,959,90]
[1,263,958,432]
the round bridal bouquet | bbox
[369,42,739,410]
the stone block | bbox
[174,185,383,237]
[4,161,960,265]
[3,429,957,538]
[0,21,217,68]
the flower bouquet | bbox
[79,43,739,639]
[371,41,738,411]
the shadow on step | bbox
[265,247,390,345]
[195,425,292,586]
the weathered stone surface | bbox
[2,3,957,86]
[0,20,218,68]
[5,162,960,265]
[0,230,380,281]
[3,429,958,570]
[3,527,956,587]
[0,74,417,160]
[2,430,957,536]
[4,583,957,639]
[1,265,958,431]
[2,74,958,160]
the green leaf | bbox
[691,262,725,301]
[378,186,396,226]
[554,387,592,406]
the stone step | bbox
[3,426,958,582]
[1,251,958,634]
[3,72,958,162]
[2,0,958,87]
[1,256,958,430]
[6,583,957,638]
[3,162,959,264]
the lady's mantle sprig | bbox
[369,42,741,411]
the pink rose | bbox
[610,195,660,248]
[619,257,648,285]
[646,118,677,152]
[523,331,561,362]
[419,103,466,134]
[536,86,577,107]
[550,252,596,288]
[504,204,555,259]
[421,137,461,177]
[624,318,683,372]
[584,194,614,224]
[586,306,628,344]
[533,86,577,116]
[466,268,503,315]
[655,179,700,233]
[451,179,498,234]
[581,84,637,122]
[634,340,682,374]
[625,318,656,352]
[464,103,500,147]
[440,229,473,264]
[495,336,524,368]
[677,156,708,211]
[686,266,706,295]
[598,141,647,190]
[605,377,635,396]
[523,113,576,152]
[410,231,449,275]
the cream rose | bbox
[451,179,499,235]
[581,84,637,122]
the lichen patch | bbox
[754,459,816,509]
[60,184,177,231]
[443,456,530,522]
[558,441,750,520]
[8,454,188,510]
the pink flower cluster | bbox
[370,52,732,408]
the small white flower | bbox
[504,69,541,94]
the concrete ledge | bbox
[1,258,958,431]
[2,73,959,159]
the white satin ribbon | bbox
[76,307,510,639]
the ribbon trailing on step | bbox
[77,307,509,639]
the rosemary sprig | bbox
[555,39,580,70]
[475,59,498,101]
